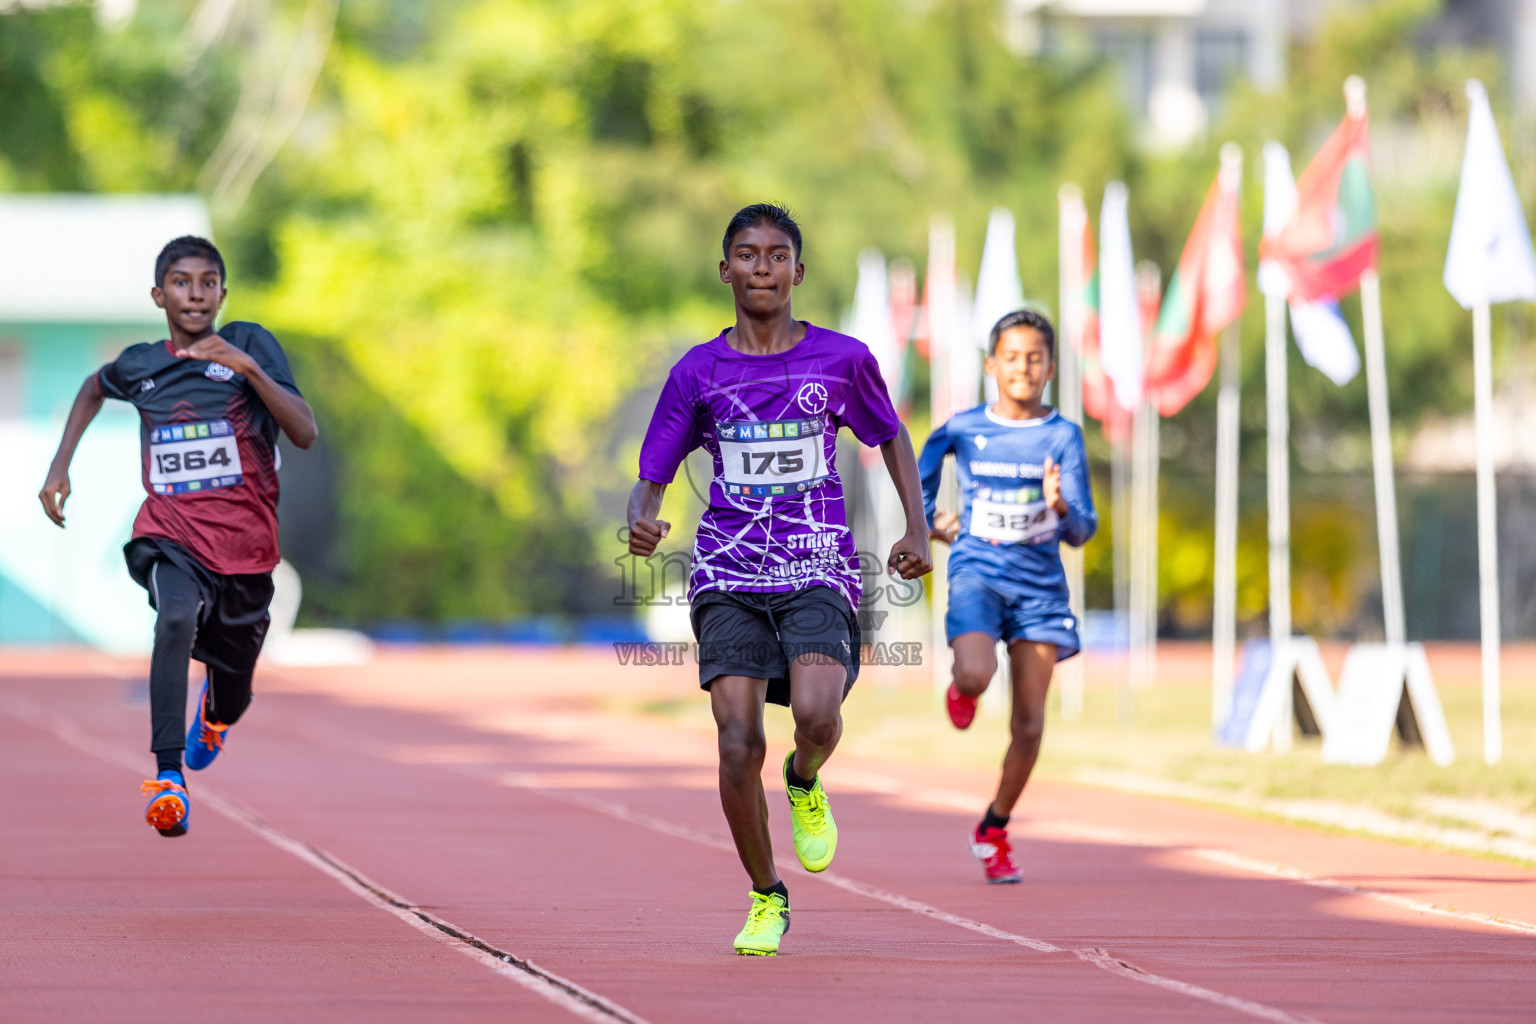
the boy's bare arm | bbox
[879,425,933,580]
[177,338,318,449]
[627,480,670,556]
[39,374,105,527]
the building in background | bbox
[0,194,210,651]
[1007,0,1536,148]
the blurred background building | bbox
[0,195,210,650]
[1007,0,1536,146]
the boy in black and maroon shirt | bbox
[39,236,317,837]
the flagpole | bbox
[1113,433,1132,724]
[1472,299,1502,763]
[1057,185,1087,721]
[1131,260,1162,691]
[928,216,957,692]
[1346,78,1407,653]
[1360,267,1405,647]
[1213,321,1241,727]
[1130,403,1150,690]
[1264,284,1293,752]
[1212,143,1244,729]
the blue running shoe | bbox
[142,770,189,837]
[184,679,229,771]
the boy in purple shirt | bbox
[628,203,931,955]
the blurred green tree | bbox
[0,0,1511,633]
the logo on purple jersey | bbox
[796,382,828,414]
[204,362,235,382]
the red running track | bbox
[2,652,1534,1023]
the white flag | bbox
[1259,141,1360,386]
[1257,142,1299,300]
[950,272,980,416]
[972,208,1025,403]
[847,249,901,395]
[1098,182,1143,412]
[925,216,957,425]
[1444,80,1536,309]
[1287,299,1359,386]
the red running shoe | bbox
[945,682,978,730]
[968,825,1023,884]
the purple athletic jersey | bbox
[638,322,901,609]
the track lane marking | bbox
[287,724,1324,1024]
[495,778,1324,1024]
[1,699,652,1024]
[825,766,1536,937]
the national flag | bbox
[1260,109,1377,303]
[1259,141,1360,386]
[1072,211,1132,442]
[1143,161,1246,416]
[1444,80,1536,309]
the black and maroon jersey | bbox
[96,321,302,576]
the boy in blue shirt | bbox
[919,309,1097,883]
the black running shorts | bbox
[125,536,275,678]
[689,586,861,707]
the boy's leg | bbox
[950,632,999,699]
[204,665,254,727]
[710,675,777,888]
[782,648,849,874]
[989,640,1058,817]
[787,653,846,783]
[944,632,998,730]
[147,561,203,773]
[944,575,1006,729]
[184,572,270,769]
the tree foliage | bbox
[0,0,1511,631]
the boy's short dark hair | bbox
[722,203,802,261]
[155,236,225,288]
[988,307,1056,359]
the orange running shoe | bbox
[946,682,978,730]
[142,771,189,837]
[968,825,1022,884]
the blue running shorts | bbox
[944,571,1082,661]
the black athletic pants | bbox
[147,562,254,762]
[133,539,274,771]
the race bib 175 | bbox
[148,420,244,495]
[717,417,829,498]
[969,486,1058,545]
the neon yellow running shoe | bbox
[733,889,790,956]
[783,751,837,872]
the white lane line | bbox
[1190,846,1536,939]
[833,766,1536,938]
[500,777,1323,1024]
[288,727,1323,1022]
[1026,817,1536,938]
[1,699,652,1024]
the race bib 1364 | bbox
[148,420,243,495]
[717,417,828,498]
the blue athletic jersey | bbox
[918,405,1097,603]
